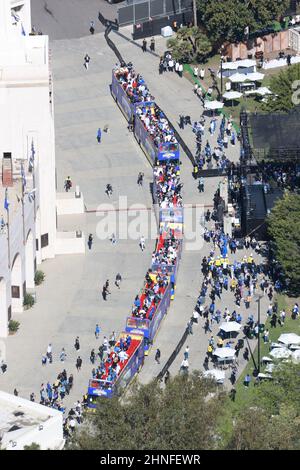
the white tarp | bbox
[219,321,241,333]
[278,333,300,345]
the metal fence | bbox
[118,0,192,26]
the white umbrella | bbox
[213,347,235,358]
[203,369,225,383]
[291,349,300,363]
[278,333,300,345]
[223,91,242,100]
[270,348,292,359]
[204,100,224,110]
[246,72,265,81]
[220,321,241,333]
[229,73,247,83]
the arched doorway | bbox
[11,253,23,313]
[0,277,8,337]
[25,230,34,288]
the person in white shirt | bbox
[200,68,205,79]
[119,350,128,363]
[140,235,145,251]
[193,66,199,77]
[178,63,183,77]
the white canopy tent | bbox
[270,348,292,359]
[204,100,224,110]
[229,73,248,83]
[223,91,243,100]
[246,72,265,81]
[213,347,236,358]
[219,321,241,333]
[278,333,300,345]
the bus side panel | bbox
[134,116,157,163]
[149,283,171,341]
[115,344,144,395]
[111,73,133,122]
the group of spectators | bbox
[192,114,237,172]
[114,64,154,104]
[159,51,184,76]
[131,271,169,320]
[136,102,178,149]
[153,161,183,208]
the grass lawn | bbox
[217,294,300,446]
[183,54,284,125]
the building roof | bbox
[0,390,63,449]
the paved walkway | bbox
[0,26,259,408]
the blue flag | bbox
[21,23,26,36]
[4,188,9,211]
[21,162,26,190]
[29,139,35,171]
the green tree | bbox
[227,364,300,450]
[267,193,300,295]
[196,0,289,45]
[167,27,212,63]
[263,63,300,112]
[70,373,226,450]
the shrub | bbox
[23,293,35,309]
[34,270,45,286]
[8,320,20,333]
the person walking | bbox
[164,370,170,385]
[150,37,155,52]
[180,358,189,374]
[139,235,145,251]
[155,348,161,364]
[198,177,204,193]
[142,38,147,52]
[64,176,72,192]
[46,343,53,363]
[89,20,95,35]
[97,128,102,143]
[76,356,82,372]
[88,234,93,250]
[74,336,80,351]
[110,233,117,245]
[244,374,251,387]
[229,388,236,402]
[137,172,144,186]
[14,388,19,396]
[90,349,96,364]
[95,324,100,339]
[184,346,189,360]
[84,53,90,70]
[115,273,122,289]
[60,348,67,362]
[179,114,185,130]
[105,184,113,197]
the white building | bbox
[0,390,64,450]
[289,26,300,53]
[0,0,56,336]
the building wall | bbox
[227,31,290,60]
[0,0,56,337]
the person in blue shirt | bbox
[97,128,101,143]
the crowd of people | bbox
[113,64,153,104]
[153,161,183,207]
[131,271,169,320]
[192,114,238,171]
[136,102,178,149]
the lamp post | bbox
[256,294,263,374]
[220,54,224,95]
